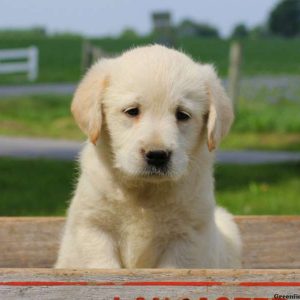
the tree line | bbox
[122,0,300,40]
[0,0,299,40]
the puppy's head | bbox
[72,45,233,181]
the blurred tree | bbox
[0,27,46,38]
[51,31,82,39]
[268,0,300,37]
[119,28,139,39]
[177,19,198,37]
[249,25,271,39]
[177,19,219,38]
[197,23,219,38]
[231,23,249,39]
[31,27,47,37]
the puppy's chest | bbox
[115,204,188,268]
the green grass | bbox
[0,94,299,151]
[1,37,300,83]
[0,158,75,216]
[233,98,300,133]
[215,162,300,215]
[0,157,299,216]
[0,94,84,140]
[222,133,300,152]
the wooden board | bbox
[0,216,300,268]
[0,269,300,299]
[0,217,64,268]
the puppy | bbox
[56,45,241,268]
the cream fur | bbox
[55,45,241,269]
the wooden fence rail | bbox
[0,47,39,81]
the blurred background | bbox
[0,0,299,216]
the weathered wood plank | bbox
[0,269,300,300]
[0,217,64,268]
[0,216,299,268]
[237,216,300,268]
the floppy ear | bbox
[71,60,110,145]
[203,65,234,152]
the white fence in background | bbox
[0,46,39,81]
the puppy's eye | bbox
[123,107,140,117]
[176,109,191,121]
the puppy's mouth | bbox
[136,165,176,182]
[143,165,170,177]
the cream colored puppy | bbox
[56,45,241,268]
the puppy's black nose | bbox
[145,150,171,167]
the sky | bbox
[0,0,278,38]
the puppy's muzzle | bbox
[144,150,171,168]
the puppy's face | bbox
[103,59,207,180]
[71,45,233,182]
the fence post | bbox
[82,41,105,73]
[91,47,103,63]
[81,40,93,73]
[228,42,242,112]
[28,46,38,81]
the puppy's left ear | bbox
[71,59,110,145]
[202,65,234,151]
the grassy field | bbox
[0,157,299,216]
[1,37,300,83]
[222,132,300,152]
[0,158,74,216]
[215,162,300,215]
[0,94,299,151]
[0,94,83,140]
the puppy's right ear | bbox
[71,60,110,145]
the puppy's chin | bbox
[116,165,185,183]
